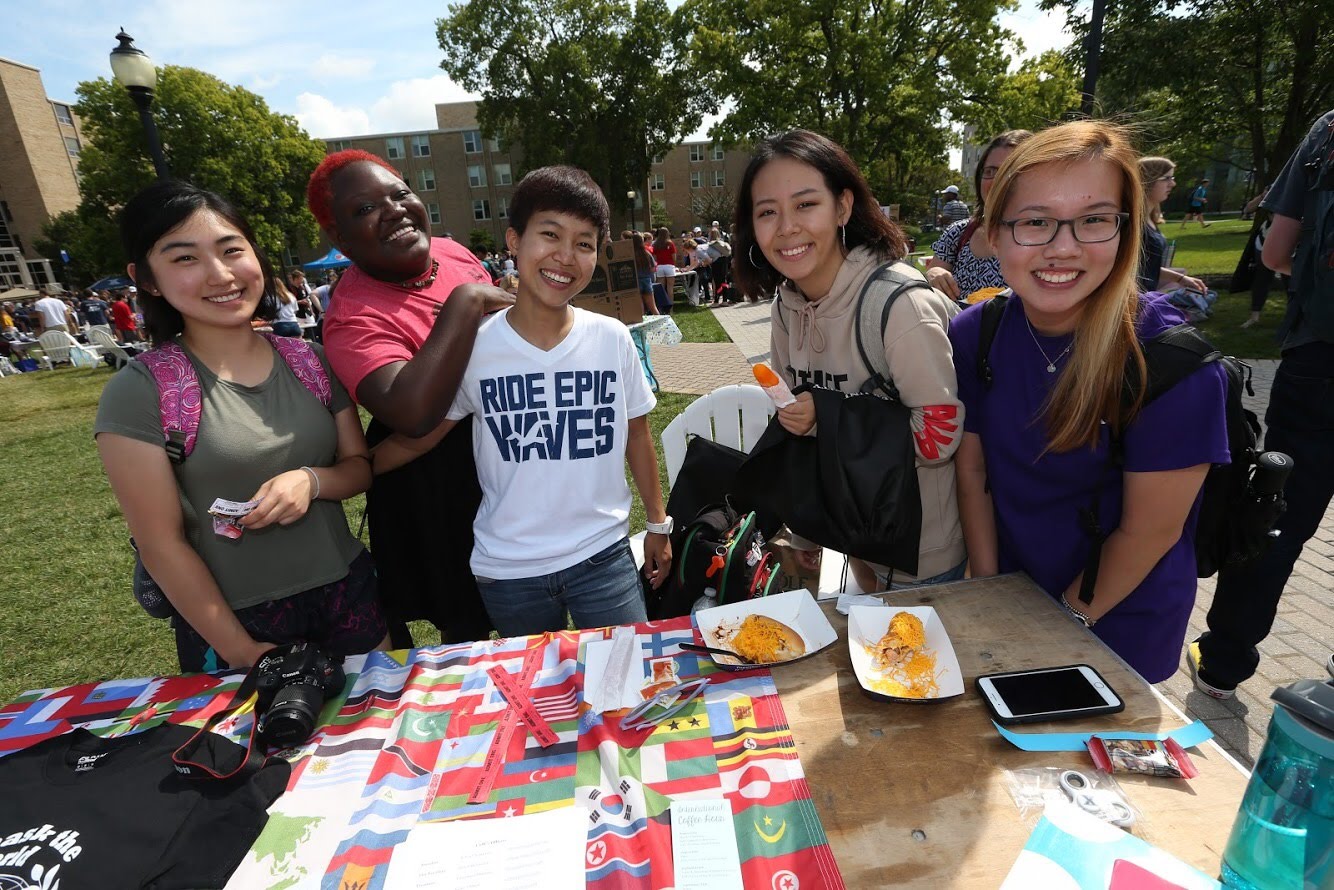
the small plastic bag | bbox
[1003,766,1141,830]
[1088,736,1198,779]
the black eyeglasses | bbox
[1000,212,1129,246]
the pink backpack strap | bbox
[262,333,333,408]
[134,342,201,463]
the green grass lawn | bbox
[1163,217,1252,276]
[669,302,731,342]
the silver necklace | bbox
[1025,316,1074,373]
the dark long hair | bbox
[733,129,906,300]
[120,180,277,346]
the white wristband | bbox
[300,466,320,501]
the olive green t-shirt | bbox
[94,339,363,609]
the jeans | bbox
[878,560,969,590]
[272,321,302,338]
[1199,342,1334,687]
[475,537,647,637]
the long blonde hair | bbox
[985,120,1148,452]
[1138,156,1174,227]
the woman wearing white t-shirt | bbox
[372,166,673,637]
[271,279,302,338]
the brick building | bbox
[303,102,750,262]
[0,57,82,290]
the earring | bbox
[840,224,847,250]
[748,245,765,267]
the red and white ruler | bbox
[467,645,558,804]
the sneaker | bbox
[1187,641,1236,699]
[1241,317,1260,329]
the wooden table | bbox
[774,573,1250,888]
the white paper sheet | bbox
[582,629,644,712]
[670,799,744,890]
[384,806,588,890]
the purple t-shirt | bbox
[949,294,1230,682]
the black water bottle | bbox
[1251,451,1294,543]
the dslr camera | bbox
[253,642,345,747]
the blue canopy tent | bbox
[303,249,351,271]
[87,275,134,292]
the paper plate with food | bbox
[848,605,964,702]
[692,589,837,670]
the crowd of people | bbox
[84,109,1332,703]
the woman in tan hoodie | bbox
[734,129,965,591]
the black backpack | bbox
[976,295,1290,602]
[649,502,784,619]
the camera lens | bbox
[1252,451,1293,495]
[262,682,323,747]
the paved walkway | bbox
[652,301,1333,768]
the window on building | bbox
[468,165,487,188]
[690,171,702,188]
[328,139,351,152]
[463,130,482,153]
[53,103,74,125]
[488,136,506,153]
[25,259,55,286]
[498,197,509,219]
[494,163,512,186]
[0,252,23,288]
[652,173,665,191]
[689,145,704,162]
[428,203,442,225]
[653,152,665,165]
[63,136,81,158]
[473,199,491,221]
[712,169,725,187]
[711,145,725,161]
[0,205,16,249]
[419,169,436,192]
[385,137,404,160]
[411,134,431,157]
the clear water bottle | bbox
[1220,679,1334,890]
[690,587,718,615]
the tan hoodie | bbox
[769,245,965,581]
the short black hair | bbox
[507,166,610,243]
[119,180,277,346]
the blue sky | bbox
[2,0,1073,144]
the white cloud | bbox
[294,92,371,139]
[1000,0,1074,63]
[309,54,376,80]
[368,75,478,133]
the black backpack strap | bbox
[854,261,934,401]
[976,292,1010,390]
[1078,322,1223,605]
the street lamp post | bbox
[109,28,169,180]
[627,190,638,232]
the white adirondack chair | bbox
[37,330,104,367]
[88,327,131,369]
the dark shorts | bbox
[173,550,385,672]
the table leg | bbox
[630,328,658,393]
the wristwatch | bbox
[645,517,674,535]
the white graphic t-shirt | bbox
[447,308,656,579]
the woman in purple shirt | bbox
[948,122,1230,683]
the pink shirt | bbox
[322,237,491,401]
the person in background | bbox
[1,302,14,332]
[1137,157,1208,295]
[734,128,965,594]
[33,291,73,335]
[707,226,733,303]
[110,291,138,343]
[95,179,383,671]
[938,185,971,227]
[271,278,303,338]
[652,227,677,304]
[1182,178,1211,227]
[307,149,512,647]
[627,230,658,316]
[1188,107,1334,698]
[926,130,1034,301]
[82,291,113,330]
[949,121,1229,683]
[372,166,671,636]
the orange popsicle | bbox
[752,362,796,407]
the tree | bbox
[689,188,736,231]
[649,198,673,232]
[680,0,1019,203]
[469,228,497,255]
[33,208,122,288]
[437,0,703,222]
[72,66,327,268]
[972,51,1082,136]
[1042,0,1334,190]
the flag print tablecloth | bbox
[0,617,844,890]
